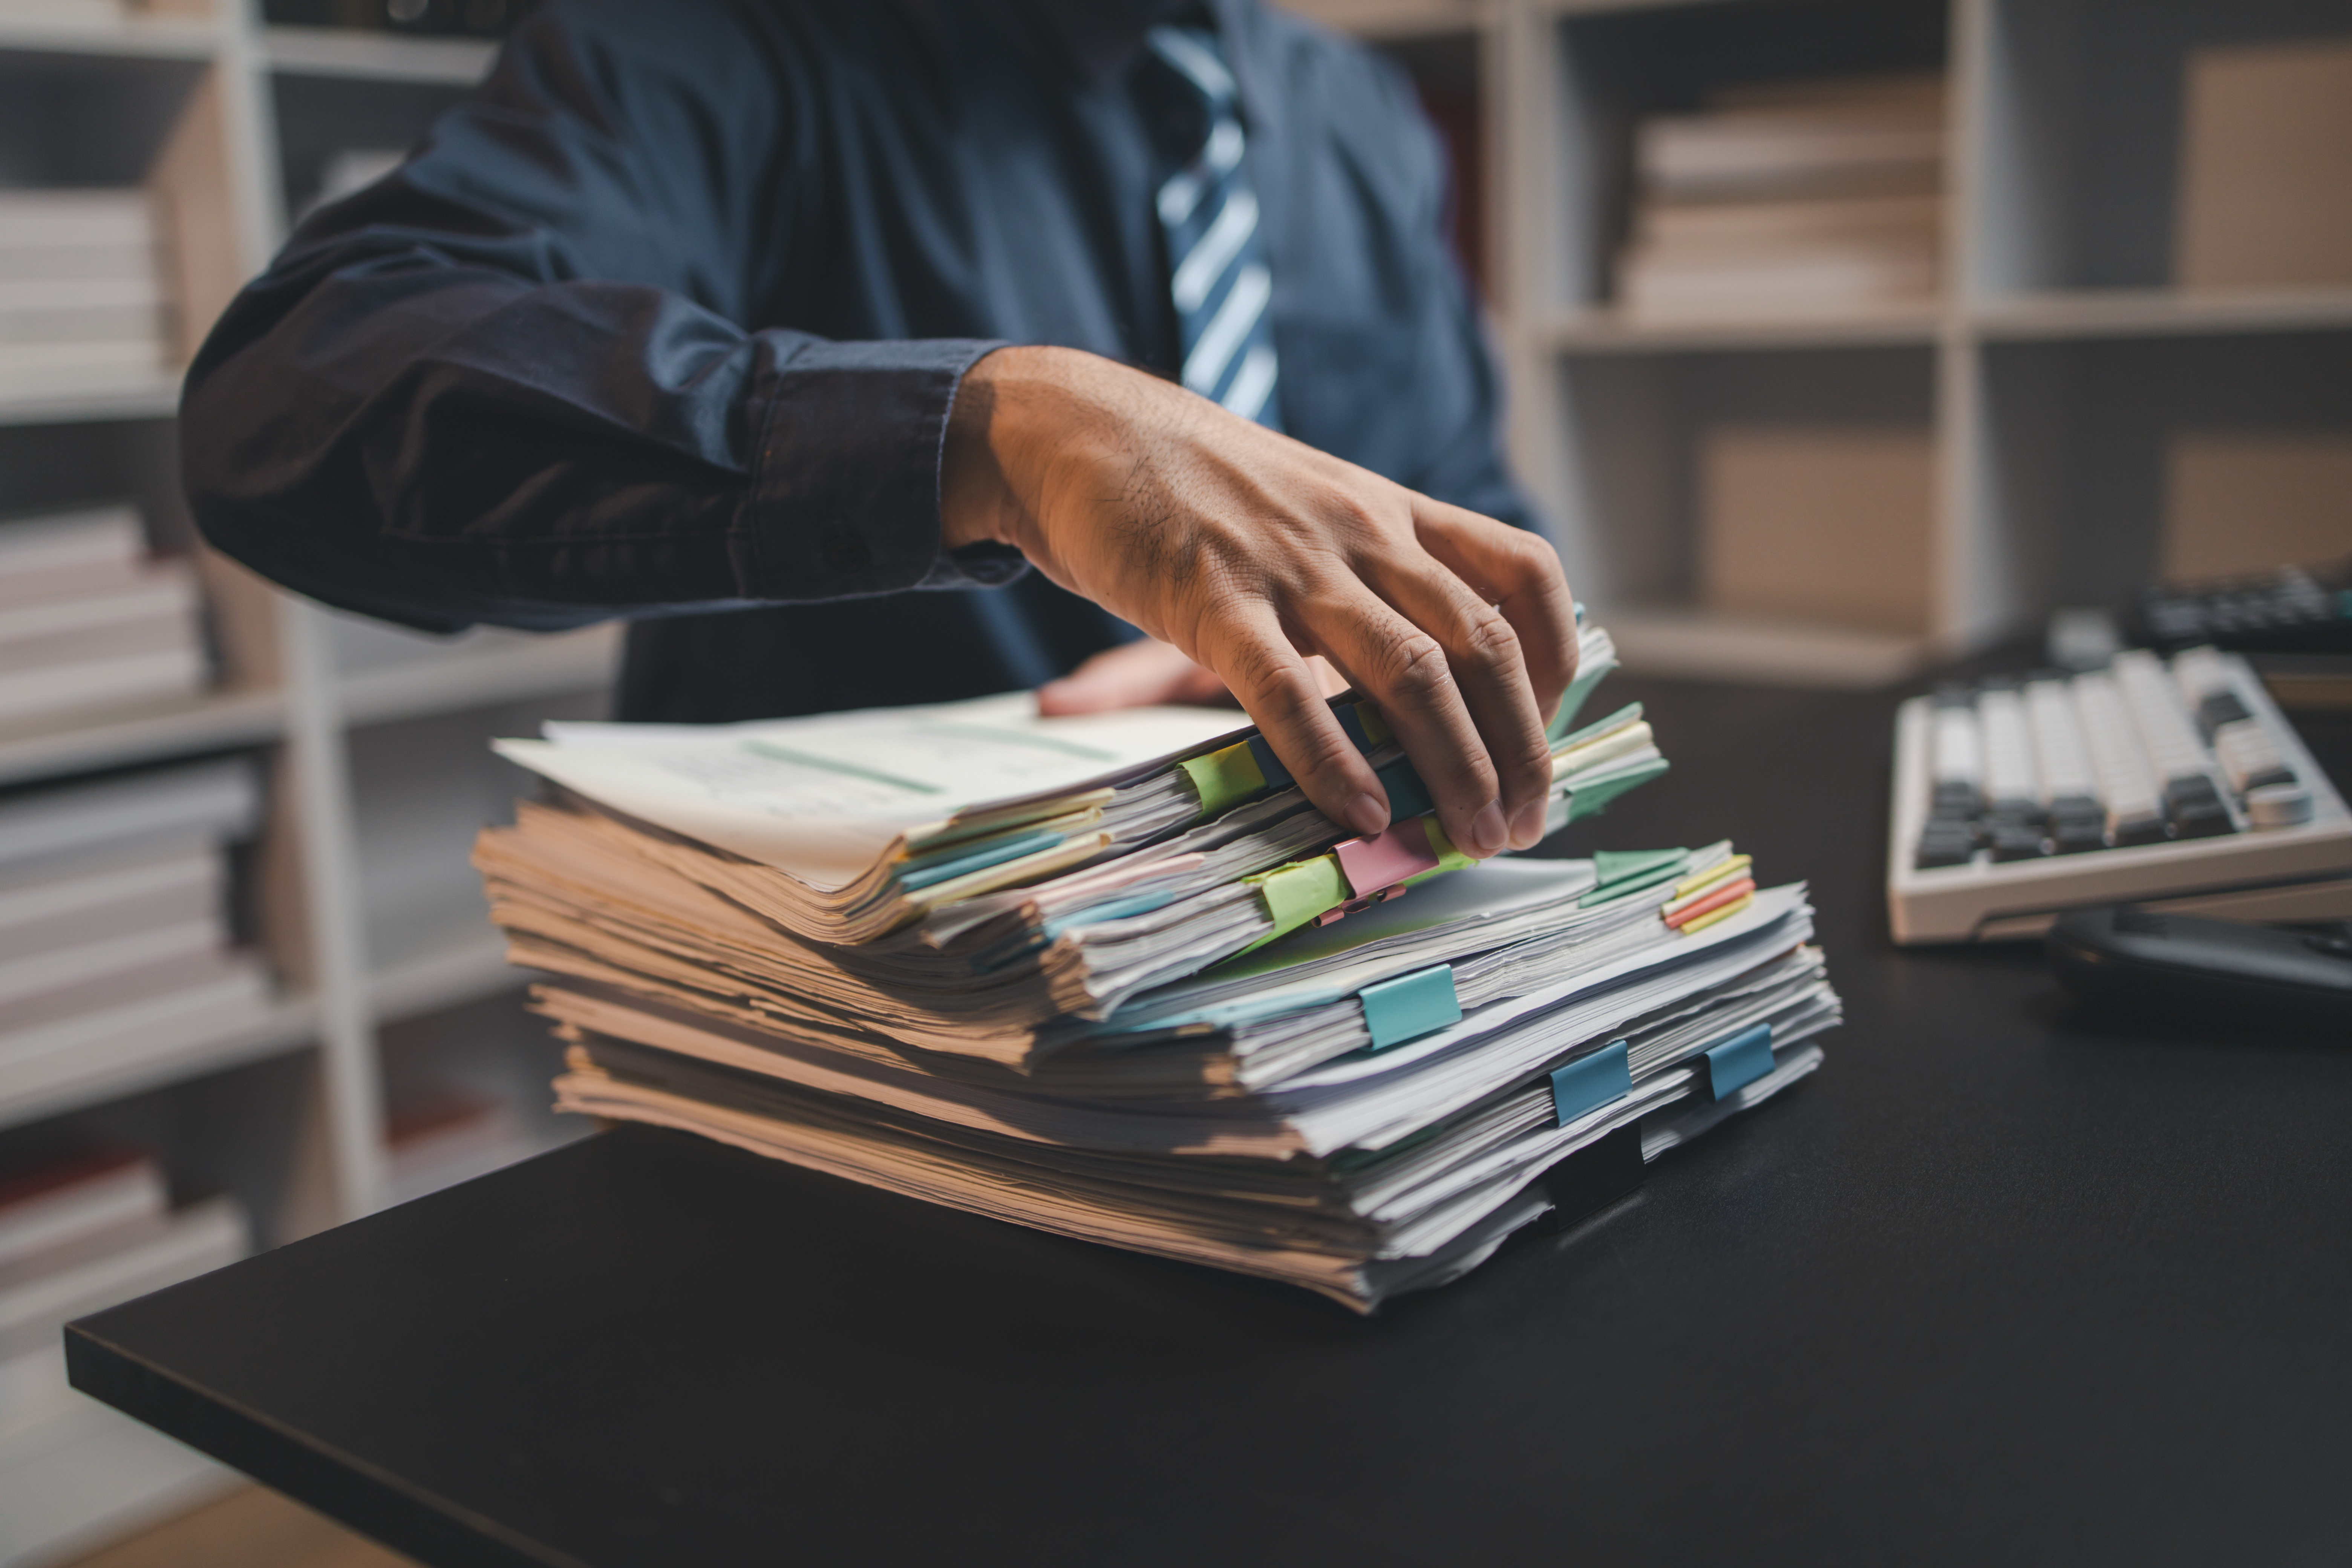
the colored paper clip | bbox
[1359,964,1461,1050]
[1702,1023,1774,1100]
[1334,818,1442,894]
[1550,1040,1631,1126]
[1540,1122,1646,1231]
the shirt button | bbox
[823,534,871,573]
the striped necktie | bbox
[1146,25,1282,430]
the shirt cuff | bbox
[738,334,1009,599]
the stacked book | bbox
[1617,74,1946,321]
[476,622,1841,1310]
[0,1139,247,1539]
[0,507,209,727]
[0,190,173,405]
[0,760,274,1117]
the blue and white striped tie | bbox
[1147,25,1281,430]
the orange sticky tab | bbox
[1677,891,1755,934]
[1666,877,1756,929]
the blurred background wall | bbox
[0,0,2346,1560]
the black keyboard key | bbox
[1989,823,2046,862]
[2194,691,2251,743]
[2163,775,2234,839]
[1915,825,1974,870]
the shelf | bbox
[1541,306,1945,355]
[1600,606,1938,689]
[0,373,183,428]
[261,24,496,84]
[0,991,316,1134]
[371,934,528,1023]
[0,9,217,61]
[1972,286,2352,342]
[337,623,621,727]
[0,686,284,789]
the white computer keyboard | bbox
[1887,647,2352,943]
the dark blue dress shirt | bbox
[181,0,1533,722]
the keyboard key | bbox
[1914,823,1975,870]
[2247,783,2315,830]
[1989,822,2046,862]
[1977,684,2042,824]
[1929,689,1983,820]
[2072,672,2165,845]
[2163,775,2234,839]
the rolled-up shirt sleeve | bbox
[181,0,1012,634]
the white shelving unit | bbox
[1294,0,2352,686]
[0,7,597,1559]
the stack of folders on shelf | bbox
[0,190,173,404]
[1617,74,1945,322]
[0,1141,248,1465]
[0,760,273,1112]
[0,507,208,726]
[475,621,1842,1311]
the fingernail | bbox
[1346,793,1388,837]
[1511,797,1548,849]
[1470,799,1508,857]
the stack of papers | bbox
[478,622,1842,1309]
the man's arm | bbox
[185,0,1571,856]
[182,2,1012,634]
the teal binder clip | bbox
[1359,965,1460,1050]
[1703,1023,1775,1100]
[1549,1040,1631,1127]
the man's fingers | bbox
[1303,586,1516,859]
[1202,611,1389,838]
[1038,638,1229,714]
[1361,552,1557,851]
[1412,501,1578,721]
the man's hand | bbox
[944,345,1576,856]
[1037,637,1347,716]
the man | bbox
[183,0,1574,860]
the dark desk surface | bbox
[69,677,2352,1568]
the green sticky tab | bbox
[1360,964,1461,1050]
[1245,853,1349,943]
[1548,656,1620,741]
[1578,852,1689,908]
[1352,701,1392,748]
[1410,816,1477,882]
[1178,741,1267,818]
[1593,847,1688,888]
[1567,757,1671,823]
[1556,701,1643,752]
